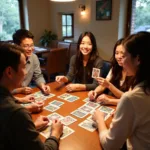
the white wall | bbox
[26,0,50,45]
[48,0,123,60]
[25,0,127,60]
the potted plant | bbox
[39,30,58,47]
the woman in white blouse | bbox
[93,31,150,150]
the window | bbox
[62,14,74,38]
[127,0,150,34]
[0,0,24,41]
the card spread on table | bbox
[47,112,64,121]
[85,101,100,109]
[44,104,60,112]
[49,100,64,107]
[71,109,88,118]
[61,126,75,139]
[60,115,77,126]
[83,97,90,102]
[57,93,79,102]
[78,105,94,114]
[99,106,114,114]
[78,119,97,132]
[40,124,74,139]
[92,68,100,78]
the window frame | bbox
[62,13,74,38]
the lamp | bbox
[79,4,86,15]
[50,0,75,2]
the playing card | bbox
[83,97,90,102]
[78,119,96,132]
[65,96,79,102]
[49,100,64,107]
[85,101,100,109]
[57,93,72,99]
[71,109,88,118]
[78,105,94,113]
[99,106,114,114]
[61,126,75,139]
[40,122,52,138]
[92,68,100,78]
[47,113,64,121]
[44,104,60,112]
[60,116,77,126]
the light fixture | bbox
[50,0,75,2]
[79,4,86,16]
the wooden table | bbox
[31,82,115,150]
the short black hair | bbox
[0,43,24,79]
[13,29,34,45]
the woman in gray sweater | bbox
[56,31,103,92]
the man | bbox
[12,29,50,95]
[0,43,63,150]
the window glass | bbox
[0,0,20,41]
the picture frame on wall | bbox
[96,0,112,20]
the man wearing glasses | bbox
[12,29,50,95]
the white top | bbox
[99,82,150,150]
[106,68,124,86]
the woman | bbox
[55,32,103,92]
[88,39,133,105]
[93,31,150,149]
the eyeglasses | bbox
[22,45,34,49]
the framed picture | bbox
[96,0,112,20]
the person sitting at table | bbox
[92,31,150,150]
[12,29,50,99]
[0,43,63,150]
[88,38,133,105]
[55,31,103,92]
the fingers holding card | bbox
[92,68,100,78]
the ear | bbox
[5,67,14,79]
[136,55,140,65]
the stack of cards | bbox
[71,109,88,118]
[47,112,64,121]
[83,97,90,103]
[60,116,77,126]
[58,93,79,102]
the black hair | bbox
[123,31,150,94]
[75,31,99,82]
[13,29,34,45]
[0,43,24,79]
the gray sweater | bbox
[66,55,103,90]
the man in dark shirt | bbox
[0,43,63,150]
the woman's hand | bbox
[96,77,110,88]
[88,90,97,101]
[55,76,68,83]
[96,94,111,104]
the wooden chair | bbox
[41,48,67,82]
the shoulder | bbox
[94,56,103,66]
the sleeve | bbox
[85,57,103,90]
[99,93,136,150]
[66,55,76,82]
[106,68,112,80]
[9,108,59,150]
[33,54,46,86]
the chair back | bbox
[101,60,111,78]
[46,48,67,76]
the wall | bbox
[49,0,123,60]
[26,0,50,45]
[25,0,127,60]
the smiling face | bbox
[122,46,140,76]
[115,44,124,66]
[20,38,34,57]
[79,36,93,57]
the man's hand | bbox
[88,90,97,101]
[41,84,50,95]
[51,120,63,139]
[34,116,49,130]
[16,95,35,103]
